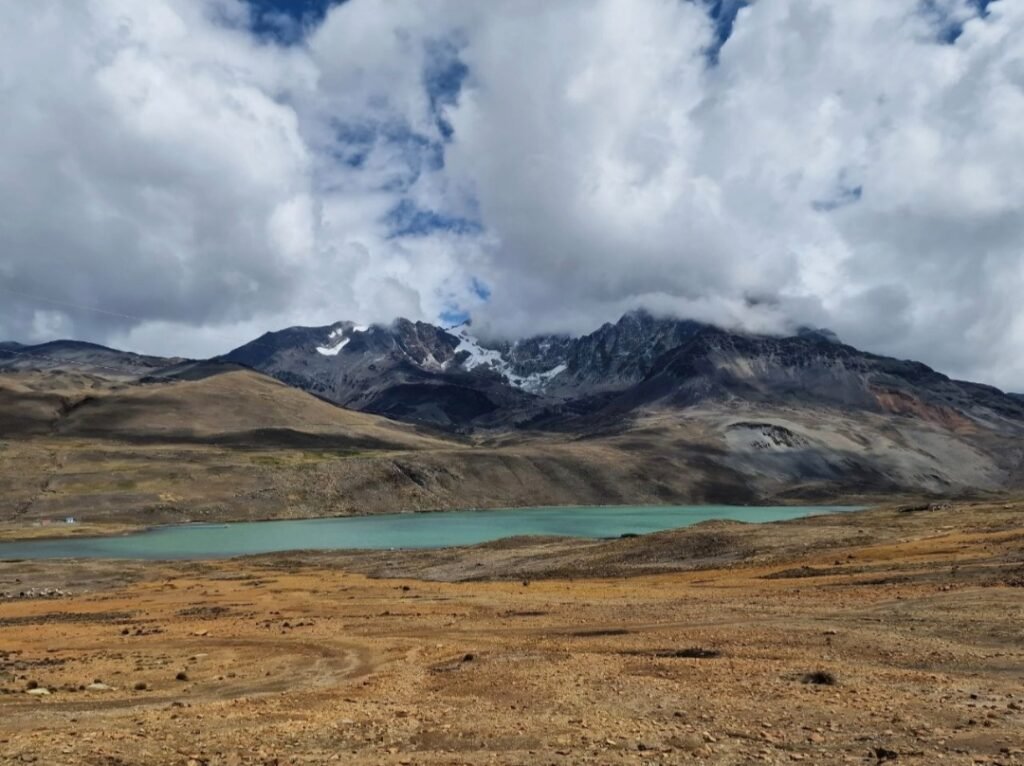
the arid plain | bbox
[2,500,1022,766]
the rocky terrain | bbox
[217,311,1024,436]
[3,326,1023,762]
[0,369,1014,532]
[3,311,1024,530]
[0,340,183,379]
[1,500,1022,765]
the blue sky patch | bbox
[439,278,489,328]
[424,39,470,140]
[920,0,992,44]
[242,0,345,43]
[327,120,446,191]
[701,0,749,65]
[439,308,471,327]
[386,199,483,238]
[471,277,491,302]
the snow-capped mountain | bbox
[219,316,580,423]
[315,324,369,357]
[448,325,568,393]
[218,310,707,426]
[9,311,1024,499]
[216,310,1024,440]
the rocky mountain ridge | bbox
[214,311,1024,436]
[0,340,181,378]
[5,311,1024,436]
[4,312,1024,503]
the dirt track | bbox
[1,503,1023,765]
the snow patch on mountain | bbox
[316,334,348,356]
[316,325,368,356]
[507,363,568,393]
[451,325,507,372]
[449,325,566,392]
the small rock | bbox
[672,734,704,752]
[802,670,837,685]
[25,688,50,696]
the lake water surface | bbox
[0,504,864,560]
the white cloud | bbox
[440,0,1024,387]
[0,0,318,340]
[2,0,1024,389]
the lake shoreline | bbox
[0,499,880,544]
[0,503,871,559]
[3,498,1021,764]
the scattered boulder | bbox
[802,670,837,685]
[656,648,720,659]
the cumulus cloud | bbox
[442,0,1024,389]
[0,0,318,338]
[1,0,1023,389]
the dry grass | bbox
[1,502,1022,764]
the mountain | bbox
[587,324,1024,424]
[218,310,1024,434]
[209,311,1024,499]
[0,367,479,524]
[219,319,539,429]
[3,311,1024,517]
[216,311,716,428]
[0,339,181,378]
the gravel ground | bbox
[1,501,1022,765]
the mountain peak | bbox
[11,311,1024,436]
[315,322,369,357]
[795,326,842,345]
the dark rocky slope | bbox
[3,311,1024,508]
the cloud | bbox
[1,0,1024,390]
[441,0,1024,388]
[0,0,318,340]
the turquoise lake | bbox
[0,505,863,560]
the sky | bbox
[1,0,1023,389]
